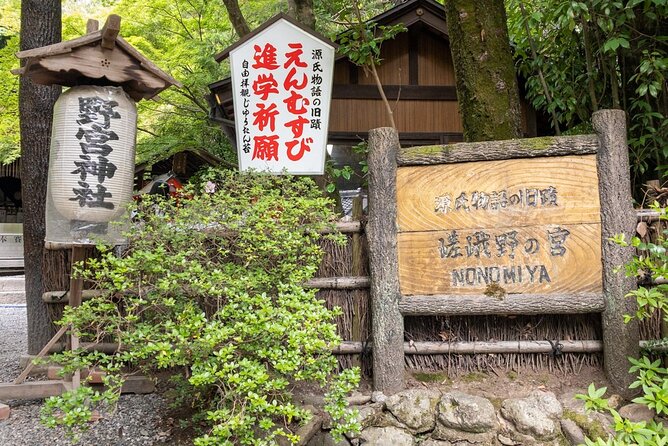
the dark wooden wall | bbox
[328,30,536,142]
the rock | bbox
[607,394,623,410]
[347,392,371,406]
[356,403,384,427]
[437,391,497,433]
[501,391,563,440]
[307,431,351,446]
[385,389,440,433]
[432,424,496,444]
[339,403,383,436]
[420,440,452,446]
[560,419,585,446]
[371,391,386,404]
[497,434,520,445]
[529,391,563,418]
[618,403,655,423]
[358,427,414,446]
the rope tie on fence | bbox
[546,339,564,358]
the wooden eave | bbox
[134,148,222,174]
[214,12,337,63]
[368,0,448,38]
[15,22,181,101]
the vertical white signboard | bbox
[229,16,335,174]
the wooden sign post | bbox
[367,109,638,396]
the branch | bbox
[351,2,396,130]
[518,1,560,135]
[221,0,251,38]
[138,127,159,137]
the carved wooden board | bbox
[396,155,603,295]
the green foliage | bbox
[0,33,19,164]
[576,203,668,445]
[41,171,360,445]
[337,19,405,70]
[0,0,20,164]
[106,0,242,165]
[325,141,368,193]
[507,0,667,189]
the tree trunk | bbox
[20,0,61,354]
[445,0,522,141]
[221,0,251,38]
[287,0,315,30]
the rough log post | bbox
[367,127,404,394]
[593,109,639,397]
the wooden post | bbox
[101,15,121,50]
[367,127,404,394]
[86,19,99,34]
[350,196,365,369]
[593,109,639,397]
[68,246,87,390]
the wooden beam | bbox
[398,134,600,166]
[0,381,67,400]
[118,376,155,394]
[333,84,457,101]
[303,276,370,290]
[594,109,639,398]
[398,293,605,316]
[367,127,404,393]
[42,289,106,304]
[101,15,121,50]
[86,19,99,34]
[332,340,604,355]
[636,209,662,222]
[408,27,419,85]
[322,221,362,234]
[13,324,70,384]
[49,342,121,354]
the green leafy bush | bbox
[576,204,668,445]
[41,170,360,445]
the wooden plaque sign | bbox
[396,155,603,295]
[367,113,638,395]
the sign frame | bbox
[219,13,337,175]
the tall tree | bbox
[222,0,251,37]
[445,0,522,141]
[288,0,315,30]
[19,0,61,353]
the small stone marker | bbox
[0,403,9,420]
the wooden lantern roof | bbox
[15,15,181,101]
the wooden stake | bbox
[101,15,121,50]
[350,196,365,368]
[69,246,87,390]
[593,109,639,398]
[86,19,99,34]
[13,324,69,384]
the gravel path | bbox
[0,306,188,446]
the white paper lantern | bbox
[45,86,137,244]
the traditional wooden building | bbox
[208,0,539,177]
[134,149,223,190]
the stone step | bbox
[0,275,25,292]
[0,290,25,304]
